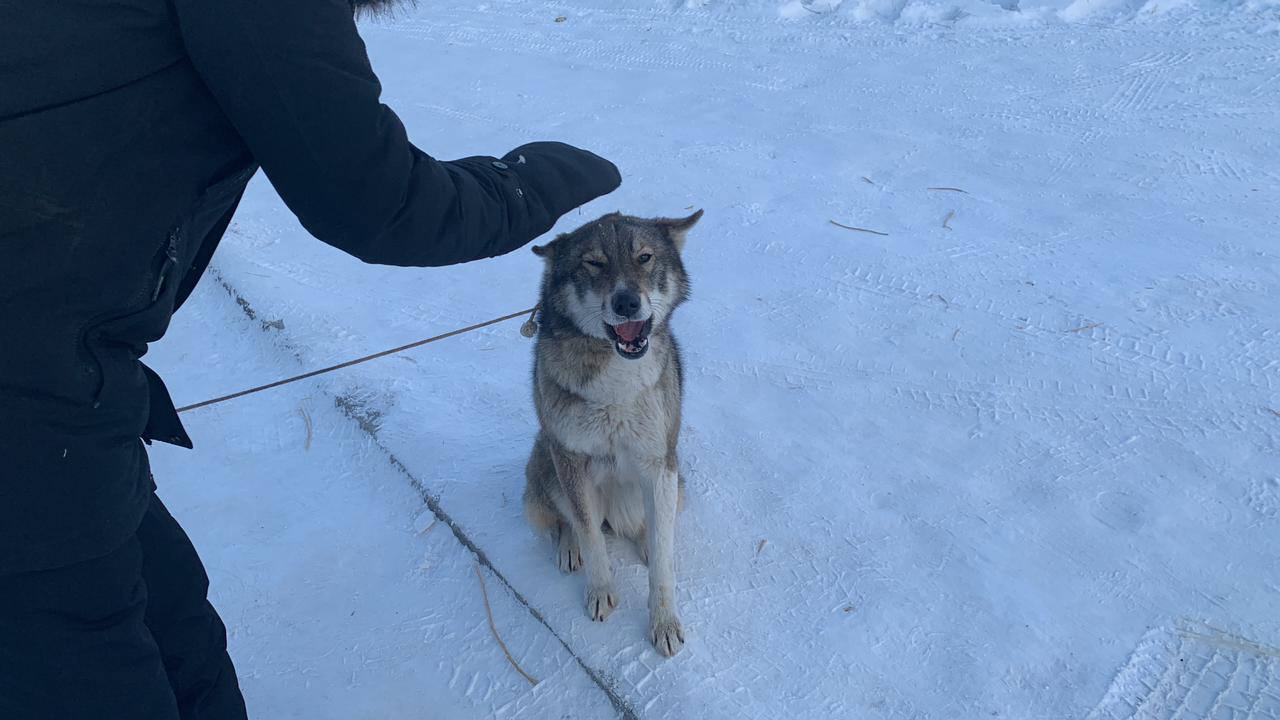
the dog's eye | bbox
[584,259,606,269]
[637,253,653,265]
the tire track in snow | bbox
[700,351,1256,442]
[1112,50,1194,115]
[368,1,894,65]
[733,243,1277,522]
[831,262,1277,399]
[1087,621,1280,720]
[1246,476,1280,522]
[1037,49,1194,101]
[1022,48,1201,187]
[366,20,786,91]
[1248,67,1280,100]
[1151,148,1280,187]
[744,226,1276,442]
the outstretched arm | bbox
[174,0,620,267]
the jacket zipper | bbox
[83,228,181,407]
[151,230,180,302]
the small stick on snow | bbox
[299,407,313,451]
[1266,407,1280,418]
[418,519,438,537]
[474,563,539,686]
[952,328,961,341]
[830,220,889,236]
[861,176,875,185]
[1068,322,1103,333]
[756,539,768,556]
[927,186,968,193]
[942,210,955,230]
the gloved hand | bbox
[501,141,622,218]
[432,141,620,263]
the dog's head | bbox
[533,210,702,360]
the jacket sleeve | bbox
[172,0,620,267]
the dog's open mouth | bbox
[605,318,653,359]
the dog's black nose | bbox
[611,290,642,319]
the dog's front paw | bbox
[649,612,685,657]
[585,583,618,622]
[556,531,583,573]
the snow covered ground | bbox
[145,1,1280,717]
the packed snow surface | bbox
[146,0,1280,717]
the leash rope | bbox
[175,306,537,414]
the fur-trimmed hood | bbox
[350,0,415,18]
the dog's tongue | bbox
[614,321,645,342]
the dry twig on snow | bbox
[475,564,539,686]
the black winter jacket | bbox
[0,0,620,574]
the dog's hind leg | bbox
[629,527,649,566]
[603,480,650,566]
[548,445,617,622]
[524,434,582,572]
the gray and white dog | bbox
[522,209,702,657]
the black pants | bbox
[0,492,247,719]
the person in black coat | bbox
[0,0,621,716]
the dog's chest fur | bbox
[537,337,674,473]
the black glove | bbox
[502,141,622,219]
[430,142,620,264]
[493,142,621,253]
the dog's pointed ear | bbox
[531,241,555,260]
[532,233,568,260]
[658,209,703,251]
